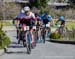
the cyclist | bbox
[39,13,48,43]
[14,6,37,47]
[46,15,53,37]
[56,16,65,27]
[36,16,43,43]
[13,9,25,39]
[21,6,37,47]
[55,16,66,34]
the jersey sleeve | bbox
[31,12,37,21]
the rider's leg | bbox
[16,20,20,39]
[16,22,18,38]
[17,29,19,39]
[41,27,46,43]
[30,28,35,48]
[60,21,65,35]
[18,28,23,44]
[42,32,45,43]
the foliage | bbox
[68,0,75,4]
[68,0,75,8]
[66,21,75,30]
[66,28,75,40]
[0,28,11,49]
[30,0,49,8]
[0,22,3,30]
[49,32,62,39]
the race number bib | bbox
[33,26,36,30]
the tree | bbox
[29,0,49,8]
[68,0,75,8]
[68,0,75,3]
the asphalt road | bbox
[0,30,75,59]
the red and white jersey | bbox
[22,12,36,21]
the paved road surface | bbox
[0,30,75,59]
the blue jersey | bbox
[41,13,47,20]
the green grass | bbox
[0,20,13,26]
[66,21,75,30]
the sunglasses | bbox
[25,11,29,13]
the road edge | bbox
[50,39,75,45]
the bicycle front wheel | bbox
[25,31,31,54]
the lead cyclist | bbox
[21,6,37,46]
[14,6,37,46]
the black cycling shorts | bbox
[43,19,49,24]
[61,20,65,25]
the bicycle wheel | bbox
[25,31,31,54]
[59,26,64,35]
[27,43,31,54]
[22,31,26,47]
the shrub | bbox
[49,32,62,39]
[0,28,11,49]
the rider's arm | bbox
[31,13,37,24]
[55,19,60,25]
[31,13,37,21]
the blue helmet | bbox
[47,15,52,21]
[59,16,65,21]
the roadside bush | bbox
[0,28,11,49]
[67,28,75,40]
[49,32,62,39]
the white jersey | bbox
[22,12,36,21]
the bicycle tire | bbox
[27,43,31,54]
[25,31,31,54]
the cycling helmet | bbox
[59,16,65,20]
[23,6,30,12]
[47,15,52,21]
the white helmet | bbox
[23,6,30,12]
